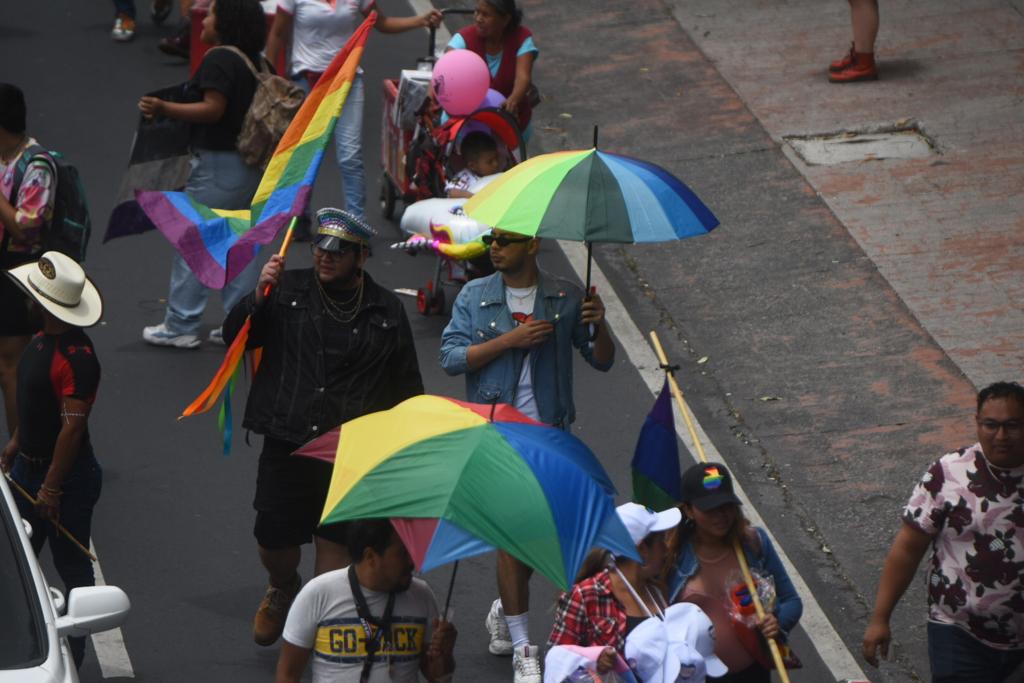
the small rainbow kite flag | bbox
[631,379,683,510]
[175,14,376,453]
[137,12,377,290]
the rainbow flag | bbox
[631,379,683,509]
[137,12,377,289]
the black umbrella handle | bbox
[585,242,598,341]
[442,560,459,621]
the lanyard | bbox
[613,566,666,620]
[348,567,396,683]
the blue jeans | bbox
[928,622,1024,683]
[162,148,263,336]
[112,0,135,17]
[13,452,103,669]
[292,73,365,220]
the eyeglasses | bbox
[977,419,1024,435]
[481,233,532,247]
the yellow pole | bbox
[649,331,791,683]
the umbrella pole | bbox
[585,241,593,293]
[442,560,459,620]
[648,330,793,683]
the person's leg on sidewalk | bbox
[333,75,366,220]
[496,551,541,682]
[830,0,879,82]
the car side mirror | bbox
[55,585,130,638]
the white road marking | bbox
[404,1,868,678]
[90,541,135,678]
[560,241,868,681]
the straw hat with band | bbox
[313,208,377,253]
[6,251,103,328]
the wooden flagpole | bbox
[4,472,98,562]
[649,330,792,683]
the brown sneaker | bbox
[253,574,300,646]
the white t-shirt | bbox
[444,168,480,196]
[278,0,375,75]
[282,567,440,683]
[506,285,540,421]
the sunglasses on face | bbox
[311,243,355,259]
[481,233,532,247]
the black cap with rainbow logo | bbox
[680,462,742,511]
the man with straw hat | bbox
[223,208,423,648]
[1,250,104,670]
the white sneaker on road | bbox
[143,323,201,349]
[512,644,542,683]
[485,598,513,656]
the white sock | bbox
[505,612,530,649]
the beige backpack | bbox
[213,46,305,170]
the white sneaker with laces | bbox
[512,644,542,683]
[143,323,201,349]
[485,598,513,656]
[208,327,224,345]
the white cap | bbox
[673,641,707,682]
[616,503,682,546]
[544,645,631,683]
[665,603,727,677]
[624,616,678,683]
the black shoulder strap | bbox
[348,567,396,683]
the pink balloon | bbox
[481,88,506,109]
[432,49,490,116]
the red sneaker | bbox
[829,43,856,72]
[829,53,878,83]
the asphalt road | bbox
[3,1,841,681]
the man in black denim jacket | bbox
[223,208,423,648]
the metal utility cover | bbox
[785,126,937,166]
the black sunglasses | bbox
[311,242,355,258]
[481,233,532,247]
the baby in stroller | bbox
[445,132,502,198]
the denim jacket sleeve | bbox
[439,285,475,376]
[756,528,803,638]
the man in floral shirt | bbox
[863,381,1024,682]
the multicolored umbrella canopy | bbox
[462,148,719,243]
[320,395,639,589]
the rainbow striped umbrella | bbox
[320,395,638,589]
[463,148,718,244]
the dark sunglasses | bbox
[311,243,355,258]
[481,233,532,247]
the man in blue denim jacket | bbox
[439,228,614,682]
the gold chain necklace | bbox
[316,274,364,323]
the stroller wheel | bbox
[429,286,446,315]
[380,173,398,220]
[416,283,431,315]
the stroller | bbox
[393,108,527,315]
[379,11,529,315]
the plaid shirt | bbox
[548,570,628,652]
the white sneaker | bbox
[485,598,513,656]
[143,323,201,349]
[111,14,136,41]
[208,327,224,345]
[512,644,542,683]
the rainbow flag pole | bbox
[174,14,377,452]
[648,331,792,683]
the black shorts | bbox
[253,437,348,549]
[0,254,39,336]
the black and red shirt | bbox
[16,329,100,461]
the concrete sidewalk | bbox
[668,0,1024,394]
[506,1,1022,681]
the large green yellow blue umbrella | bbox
[463,146,719,245]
